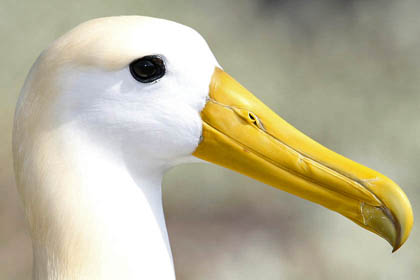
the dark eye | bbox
[129,55,165,83]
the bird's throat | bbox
[15,125,176,280]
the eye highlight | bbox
[129,55,165,83]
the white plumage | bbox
[14,16,217,280]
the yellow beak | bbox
[193,68,413,251]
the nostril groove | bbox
[248,113,258,125]
[247,112,266,131]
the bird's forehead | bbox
[47,16,216,71]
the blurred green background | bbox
[1,0,419,279]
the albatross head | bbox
[14,15,413,279]
[16,16,218,165]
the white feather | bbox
[14,16,219,280]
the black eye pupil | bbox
[129,55,165,83]
[136,60,156,78]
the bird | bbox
[13,16,413,280]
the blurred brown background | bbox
[1,0,419,279]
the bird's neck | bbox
[17,124,176,280]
